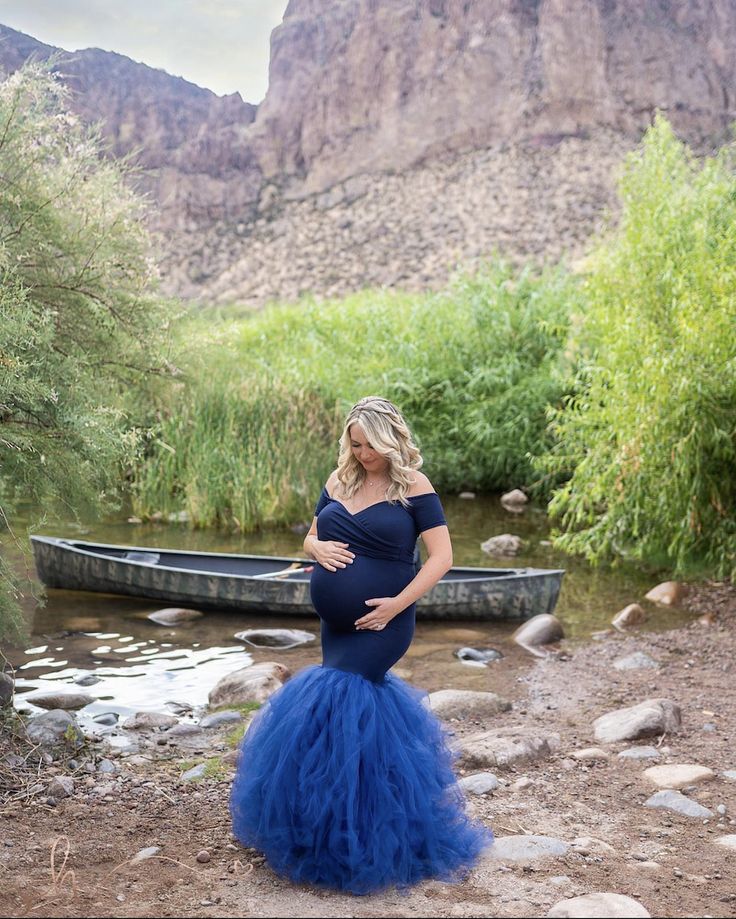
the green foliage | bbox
[534,114,736,578]
[0,60,178,640]
[133,258,577,529]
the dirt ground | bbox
[2,578,735,919]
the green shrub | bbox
[133,258,577,529]
[534,114,736,577]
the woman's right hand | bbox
[310,539,355,572]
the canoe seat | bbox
[124,551,160,565]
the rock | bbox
[122,712,179,731]
[165,700,194,715]
[487,835,568,863]
[642,764,715,789]
[611,603,646,632]
[458,773,499,795]
[147,607,203,625]
[0,671,14,706]
[97,759,117,774]
[233,629,315,649]
[511,776,533,791]
[460,727,560,769]
[714,835,736,850]
[166,723,204,737]
[458,491,475,499]
[512,614,564,656]
[481,534,524,556]
[723,770,736,780]
[196,849,211,863]
[591,629,614,641]
[93,713,119,726]
[618,746,661,761]
[46,776,74,799]
[208,662,290,707]
[570,836,616,855]
[181,763,207,782]
[613,652,659,671]
[26,692,94,711]
[644,581,687,606]
[454,647,503,665]
[74,673,101,686]
[571,747,609,761]
[131,846,162,863]
[547,893,651,917]
[500,488,529,510]
[199,711,244,729]
[429,690,511,720]
[26,710,84,749]
[593,699,681,744]
[644,790,714,818]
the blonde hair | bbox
[335,396,423,506]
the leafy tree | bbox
[0,59,178,641]
[534,114,736,578]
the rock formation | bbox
[1,0,735,305]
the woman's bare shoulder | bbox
[407,471,436,497]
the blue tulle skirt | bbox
[229,665,494,895]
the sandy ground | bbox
[1,578,735,919]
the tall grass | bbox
[132,258,577,529]
[534,114,736,578]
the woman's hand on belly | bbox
[354,596,401,631]
[310,539,355,572]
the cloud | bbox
[0,0,287,101]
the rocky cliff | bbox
[1,1,735,305]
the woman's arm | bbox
[354,525,452,629]
[354,470,452,630]
[303,471,355,571]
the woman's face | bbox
[349,423,389,475]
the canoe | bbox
[30,535,565,622]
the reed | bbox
[131,257,576,530]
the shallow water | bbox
[5,494,695,738]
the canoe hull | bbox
[30,536,565,622]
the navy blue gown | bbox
[229,487,494,895]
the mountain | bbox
[1,2,734,305]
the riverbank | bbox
[1,578,735,919]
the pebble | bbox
[196,849,211,863]
[714,835,736,850]
[571,747,609,761]
[131,846,162,863]
[642,764,715,789]
[458,772,499,795]
[618,746,661,761]
[487,835,569,862]
[593,698,681,744]
[198,711,244,729]
[613,652,659,671]
[547,892,651,917]
[181,764,207,782]
[644,790,714,818]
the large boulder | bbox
[593,699,681,744]
[0,671,13,707]
[512,614,564,657]
[208,662,291,707]
[26,710,84,750]
[428,689,511,720]
[644,581,687,606]
[460,727,560,769]
[27,692,94,711]
[481,534,524,556]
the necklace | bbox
[365,477,389,488]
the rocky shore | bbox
[1,579,735,918]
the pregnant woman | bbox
[229,396,493,894]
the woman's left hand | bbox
[354,597,400,631]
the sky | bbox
[0,0,287,102]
